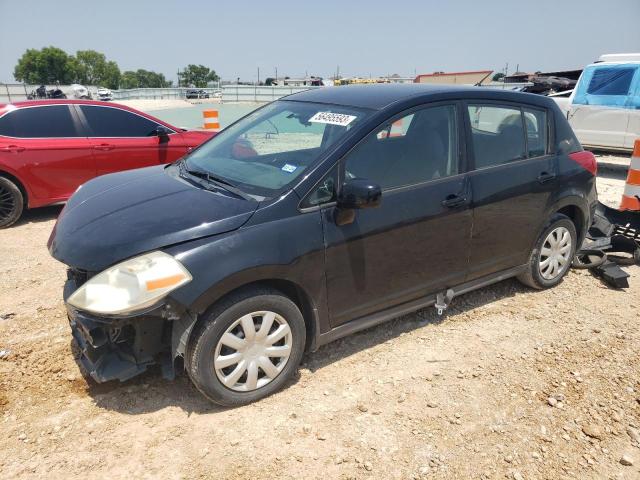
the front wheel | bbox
[0,177,24,228]
[517,213,577,289]
[186,287,306,407]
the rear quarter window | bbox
[523,107,548,157]
[0,105,79,138]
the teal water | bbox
[148,103,260,130]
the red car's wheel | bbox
[0,177,24,228]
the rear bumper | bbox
[64,278,170,383]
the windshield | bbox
[185,100,370,198]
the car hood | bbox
[48,165,258,271]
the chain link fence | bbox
[1,84,318,104]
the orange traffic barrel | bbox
[620,139,640,211]
[203,109,220,131]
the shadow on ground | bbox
[14,205,63,226]
[79,277,534,415]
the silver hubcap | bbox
[214,311,292,392]
[539,226,572,280]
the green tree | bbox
[492,72,505,82]
[75,50,121,89]
[178,64,219,88]
[119,71,139,89]
[13,46,78,84]
[120,69,172,88]
[101,61,121,89]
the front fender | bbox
[165,211,328,359]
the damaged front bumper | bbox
[64,272,184,383]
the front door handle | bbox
[441,194,467,209]
[0,145,25,153]
[93,144,115,151]
[537,172,556,184]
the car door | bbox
[465,102,557,279]
[316,103,472,327]
[76,105,188,176]
[568,65,638,150]
[624,67,640,149]
[0,104,95,204]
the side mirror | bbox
[337,179,382,209]
[155,126,171,143]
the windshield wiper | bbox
[179,160,253,201]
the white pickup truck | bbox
[553,53,640,152]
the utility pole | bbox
[257,67,260,86]
[275,67,278,85]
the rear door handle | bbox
[93,144,115,151]
[0,145,25,153]
[537,172,556,184]
[441,194,467,209]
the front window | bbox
[80,106,164,137]
[587,67,635,96]
[573,65,639,107]
[343,104,458,190]
[185,100,369,198]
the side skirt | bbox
[315,264,527,348]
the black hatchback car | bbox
[48,84,597,406]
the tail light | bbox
[569,151,597,176]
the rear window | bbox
[0,105,78,138]
[468,105,526,168]
[80,105,162,137]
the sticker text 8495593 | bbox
[309,112,357,127]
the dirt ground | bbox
[1,175,639,479]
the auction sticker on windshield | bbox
[309,112,357,127]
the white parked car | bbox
[553,53,640,152]
[70,84,91,99]
[96,87,113,101]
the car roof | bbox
[283,83,552,110]
[0,99,180,130]
[0,99,124,110]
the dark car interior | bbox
[346,106,456,189]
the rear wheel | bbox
[517,214,577,289]
[186,287,306,407]
[0,177,24,228]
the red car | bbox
[0,100,214,227]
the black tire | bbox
[517,213,577,289]
[186,287,306,407]
[0,177,24,228]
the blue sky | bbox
[1,0,639,83]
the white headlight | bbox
[67,251,192,315]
